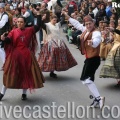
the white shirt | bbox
[12,2,18,9]
[91,31,101,48]
[92,7,98,17]
[23,11,30,18]
[83,31,101,48]
[0,13,8,29]
[68,17,86,32]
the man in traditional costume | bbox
[62,11,105,110]
[79,16,105,110]
[0,3,9,64]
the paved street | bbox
[0,28,120,120]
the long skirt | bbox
[100,47,120,79]
[80,57,100,81]
[38,39,77,72]
[3,51,45,89]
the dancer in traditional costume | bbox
[0,12,45,101]
[0,3,9,65]
[38,14,77,78]
[99,21,115,60]
[100,19,120,86]
[62,11,105,110]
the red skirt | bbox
[38,39,77,72]
[3,48,45,89]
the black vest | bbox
[0,12,9,48]
[0,12,9,36]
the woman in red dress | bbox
[0,13,45,101]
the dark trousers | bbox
[39,29,43,48]
[55,12,61,22]
[80,56,100,81]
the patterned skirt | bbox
[38,39,77,72]
[100,47,120,79]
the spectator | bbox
[96,3,106,26]
[105,0,112,19]
[91,2,98,18]
[23,4,34,27]
[66,0,77,16]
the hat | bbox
[83,15,93,23]
[0,3,5,8]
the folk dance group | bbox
[3,3,120,110]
